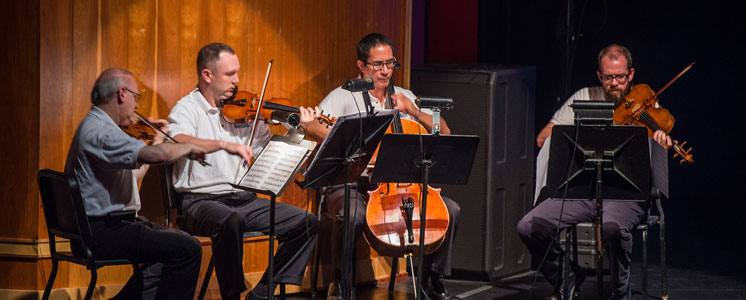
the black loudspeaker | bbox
[410,64,536,280]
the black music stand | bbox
[370,133,479,300]
[299,110,395,300]
[547,124,651,299]
[230,137,316,300]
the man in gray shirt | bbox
[64,68,207,300]
[518,45,672,300]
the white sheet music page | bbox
[238,139,315,196]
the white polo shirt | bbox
[168,88,272,194]
[318,85,433,120]
[549,86,606,125]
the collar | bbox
[191,88,220,114]
[90,105,119,126]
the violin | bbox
[122,116,158,141]
[613,63,695,164]
[121,112,210,166]
[221,91,335,126]
[363,80,450,257]
[121,112,176,143]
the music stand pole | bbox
[342,166,353,300]
[268,194,276,300]
[415,158,432,300]
[594,160,604,299]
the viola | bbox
[363,81,450,257]
[613,65,695,164]
[121,112,176,143]
[221,91,335,126]
[122,117,158,141]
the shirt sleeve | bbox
[87,127,146,169]
[549,88,589,125]
[396,87,434,120]
[168,100,198,137]
[318,87,361,118]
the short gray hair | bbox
[91,68,134,105]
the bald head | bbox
[597,44,633,71]
[91,68,134,105]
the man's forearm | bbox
[173,134,223,153]
[138,143,199,165]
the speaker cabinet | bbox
[410,64,535,280]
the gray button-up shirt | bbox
[64,106,146,216]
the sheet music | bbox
[237,139,315,196]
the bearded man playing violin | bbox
[299,33,462,300]
[167,43,319,300]
[65,68,208,300]
[518,44,672,300]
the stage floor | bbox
[262,260,746,300]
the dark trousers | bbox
[323,185,461,276]
[180,191,319,300]
[85,216,201,300]
[516,198,645,296]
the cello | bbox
[363,81,451,258]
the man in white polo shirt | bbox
[168,43,319,300]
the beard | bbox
[605,84,632,107]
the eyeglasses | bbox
[364,58,399,71]
[599,73,629,83]
[124,87,143,102]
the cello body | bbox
[363,118,450,257]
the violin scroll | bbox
[672,141,694,164]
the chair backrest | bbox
[37,169,94,258]
[159,163,184,227]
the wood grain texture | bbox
[1,0,42,243]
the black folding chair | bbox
[38,169,139,300]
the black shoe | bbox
[425,272,461,300]
[607,280,631,300]
[245,281,273,300]
[548,267,584,300]
[327,280,342,300]
[327,280,356,300]
[244,290,268,300]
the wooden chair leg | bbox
[41,258,58,300]
[197,257,215,300]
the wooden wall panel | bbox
[71,0,98,127]
[1,0,41,241]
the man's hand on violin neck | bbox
[298,106,321,126]
[221,141,253,163]
[653,130,672,150]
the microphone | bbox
[342,77,374,92]
[270,110,301,127]
[416,96,454,110]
